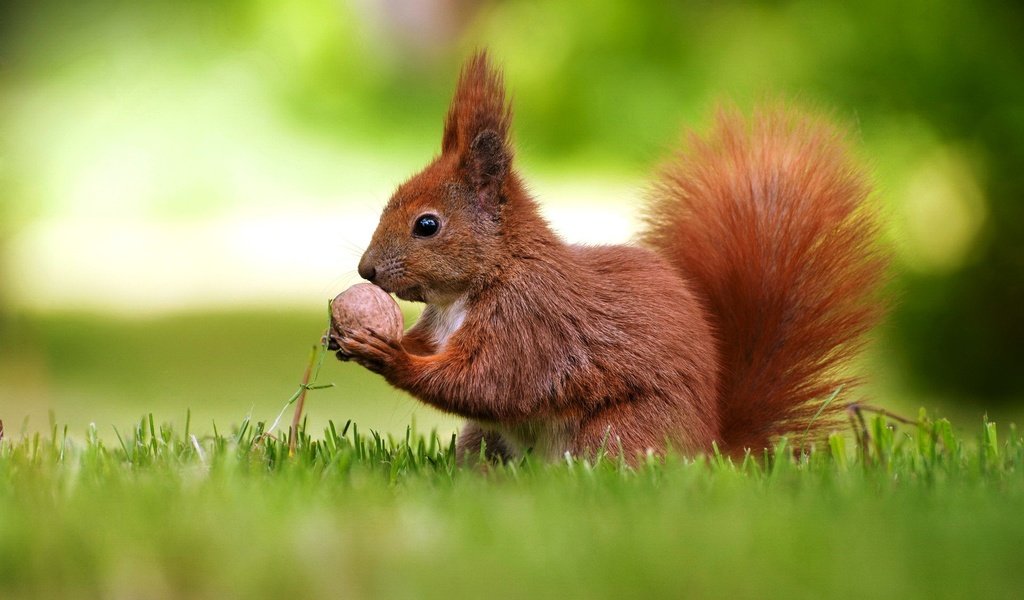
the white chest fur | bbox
[427,297,468,351]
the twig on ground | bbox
[847,402,916,455]
[258,328,334,452]
[288,344,317,455]
[850,403,916,425]
[287,329,334,455]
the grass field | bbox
[2,314,1022,598]
[1,408,1022,600]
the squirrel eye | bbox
[413,214,441,238]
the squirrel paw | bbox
[333,327,407,377]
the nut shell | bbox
[330,283,404,341]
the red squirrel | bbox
[331,51,887,462]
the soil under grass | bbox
[1,413,1022,599]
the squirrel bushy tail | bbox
[643,107,888,452]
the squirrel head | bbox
[358,51,516,304]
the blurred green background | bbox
[1,0,1022,440]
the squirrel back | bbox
[339,52,888,460]
[643,107,888,452]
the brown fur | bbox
[334,51,887,462]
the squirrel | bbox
[331,51,887,463]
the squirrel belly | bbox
[337,51,887,462]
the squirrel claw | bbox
[365,327,403,351]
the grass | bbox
[2,313,1021,598]
[1,411,1022,600]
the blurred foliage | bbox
[1,0,1023,404]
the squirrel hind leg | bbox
[455,421,515,465]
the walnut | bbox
[330,283,404,341]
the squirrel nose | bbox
[358,262,377,282]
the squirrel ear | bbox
[442,51,512,157]
[467,129,509,210]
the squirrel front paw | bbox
[331,327,408,377]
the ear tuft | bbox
[441,50,513,158]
